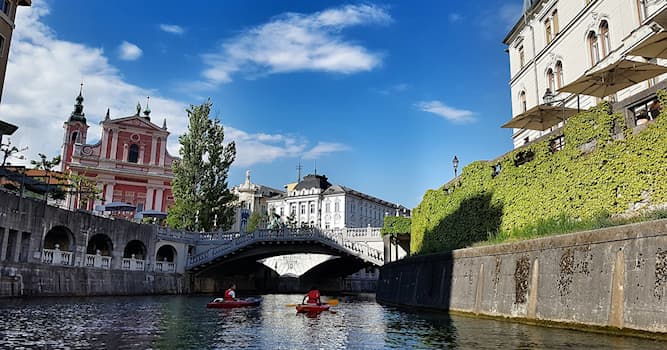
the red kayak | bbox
[296,304,330,313]
[206,298,260,309]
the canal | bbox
[0,294,664,349]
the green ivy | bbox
[381,216,411,236]
[412,91,667,254]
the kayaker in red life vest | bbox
[302,286,321,305]
[223,283,237,301]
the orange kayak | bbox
[296,304,330,313]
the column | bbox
[105,183,114,203]
[159,140,166,166]
[150,136,157,165]
[100,128,109,159]
[0,227,8,261]
[12,231,21,262]
[146,188,155,211]
[154,189,164,212]
[110,129,118,159]
[139,145,145,164]
[122,144,128,162]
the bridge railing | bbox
[186,227,384,268]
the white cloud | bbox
[415,100,475,123]
[1,1,347,169]
[376,83,409,95]
[159,24,185,35]
[302,142,349,160]
[201,4,391,85]
[448,13,462,23]
[118,41,142,61]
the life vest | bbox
[224,288,235,301]
[306,289,320,304]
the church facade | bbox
[60,90,176,215]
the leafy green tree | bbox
[30,153,64,200]
[167,100,237,231]
[68,173,101,209]
[31,153,61,171]
[246,211,264,232]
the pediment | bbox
[105,115,167,133]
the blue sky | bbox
[3,0,525,208]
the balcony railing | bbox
[121,257,145,271]
[85,254,111,269]
[155,261,176,273]
[42,249,73,266]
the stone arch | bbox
[156,244,177,263]
[123,240,147,260]
[86,234,113,256]
[44,225,75,251]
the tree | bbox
[167,100,237,231]
[68,173,101,209]
[30,153,64,201]
[31,153,61,171]
[0,138,28,166]
[246,211,265,232]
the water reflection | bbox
[0,294,664,349]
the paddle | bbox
[285,299,339,307]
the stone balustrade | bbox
[42,248,73,266]
[155,261,176,273]
[121,257,145,271]
[85,253,111,269]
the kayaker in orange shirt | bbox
[302,286,321,305]
[223,283,237,301]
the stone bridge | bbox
[156,227,385,273]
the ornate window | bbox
[71,131,78,143]
[519,91,527,113]
[518,45,525,67]
[128,144,139,163]
[552,10,559,35]
[544,19,553,44]
[599,21,610,58]
[555,61,563,89]
[588,31,600,66]
[546,69,555,92]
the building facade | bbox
[230,170,284,232]
[0,0,30,104]
[504,0,667,148]
[267,174,409,229]
[60,91,176,214]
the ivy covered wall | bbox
[412,91,667,254]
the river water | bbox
[0,294,664,349]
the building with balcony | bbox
[60,90,176,215]
[503,0,667,148]
[267,173,409,229]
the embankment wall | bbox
[377,219,667,335]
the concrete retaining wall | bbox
[377,219,667,335]
[0,262,185,297]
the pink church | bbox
[60,89,176,215]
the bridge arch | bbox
[44,225,75,251]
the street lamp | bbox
[543,88,555,105]
[452,156,459,177]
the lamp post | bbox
[543,88,555,105]
[452,156,459,178]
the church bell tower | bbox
[60,84,89,171]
